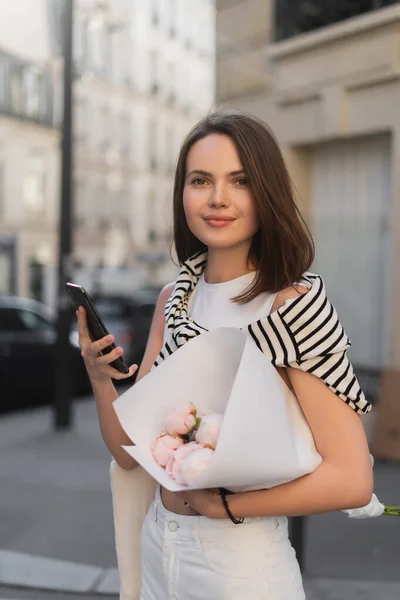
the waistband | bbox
[150,486,288,542]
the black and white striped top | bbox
[153,251,371,415]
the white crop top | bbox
[163,271,277,345]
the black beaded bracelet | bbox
[219,488,244,524]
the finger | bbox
[96,346,125,365]
[77,306,91,339]
[109,364,139,380]
[89,334,115,356]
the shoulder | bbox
[158,281,175,306]
[152,282,175,322]
[271,284,308,314]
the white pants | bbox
[140,487,305,600]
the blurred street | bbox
[0,394,399,599]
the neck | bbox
[203,245,254,284]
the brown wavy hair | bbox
[172,110,314,303]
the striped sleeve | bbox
[152,336,178,369]
[250,274,371,415]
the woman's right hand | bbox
[76,306,138,383]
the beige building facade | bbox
[0,0,216,305]
[72,0,216,293]
[0,0,60,301]
[217,1,400,458]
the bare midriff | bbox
[160,486,201,516]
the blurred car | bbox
[0,296,90,413]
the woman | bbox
[77,111,373,599]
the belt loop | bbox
[194,518,201,545]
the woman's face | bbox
[183,134,259,252]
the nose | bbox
[209,182,229,208]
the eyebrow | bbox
[186,169,246,178]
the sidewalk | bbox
[1,395,399,599]
[1,578,400,600]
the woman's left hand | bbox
[176,488,223,519]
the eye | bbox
[235,177,248,187]
[191,177,208,186]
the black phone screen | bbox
[66,283,129,375]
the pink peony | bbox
[166,441,200,484]
[179,445,214,485]
[166,441,214,485]
[165,402,197,436]
[195,413,223,449]
[152,432,184,467]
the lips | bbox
[203,216,236,228]
[203,216,236,222]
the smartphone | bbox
[66,283,129,375]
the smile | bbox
[204,217,236,228]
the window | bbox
[4,58,49,122]
[147,189,157,243]
[100,105,110,150]
[109,24,129,84]
[119,113,130,158]
[49,0,66,55]
[98,217,109,233]
[0,53,7,109]
[0,162,4,219]
[166,127,175,172]
[19,309,53,332]
[167,62,176,106]
[0,307,52,332]
[275,0,400,41]
[23,66,42,119]
[74,13,88,72]
[169,0,176,37]
[74,178,86,230]
[0,308,25,331]
[74,215,85,230]
[88,9,107,74]
[150,51,159,95]
[181,65,191,113]
[151,0,159,26]
[23,155,46,217]
[74,97,87,143]
[114,185,129,222]
[0,252,10,295]
[10,65,23,113]
[148,118,157,170]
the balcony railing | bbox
[275,0,400,42]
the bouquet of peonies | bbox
[152,403,223,485]
[113,327,400,518]
[113,328,323,492]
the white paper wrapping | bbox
[113,328,322,492]
[343,493,385,519]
